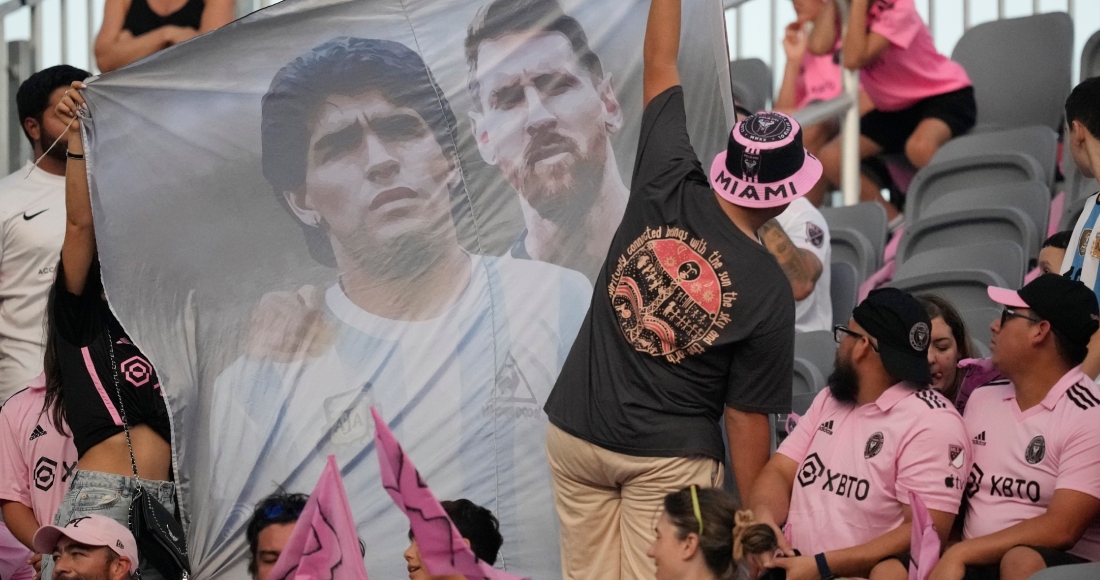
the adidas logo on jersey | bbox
[972,431,987,446]
[29,424,47,441]
[818,420,834,435]
[1067,383,1100,410]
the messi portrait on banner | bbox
[78,0,734,578]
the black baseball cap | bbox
[852,288,933,384]
[987,274,1100,347]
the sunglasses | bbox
[833,325,879,352]
[260,503,305,520]
[1000,308,1041,327]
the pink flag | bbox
[372,407,529,580]
[908,491,940,580]
[268,456,369,580]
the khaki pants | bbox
[546,423,724,580]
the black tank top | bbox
[123,0,204,37]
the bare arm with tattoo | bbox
[759,219,823,301]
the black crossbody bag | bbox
[106,324,191,580]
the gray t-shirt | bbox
[544,86,795,460]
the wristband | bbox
[815,552,834,580]
[66,151,84,160]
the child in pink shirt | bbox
[774,0,874,206]
[810,0,975,225]
[0,374,79,550]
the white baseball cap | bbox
[33,514,139,575]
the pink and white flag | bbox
[268,456,369,580]
[908,491,941,580]
[372,407,529,580]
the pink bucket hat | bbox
[709,112,823,208]
[33,514,139,575]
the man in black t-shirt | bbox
[541,1,823,578]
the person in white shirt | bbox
[0,65,89,402]
[760,197,832,332]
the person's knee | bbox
[868,558,907,580]
[904,134,941,168]
[999,546,1047,580]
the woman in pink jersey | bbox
[774,0,874,207]
[810,0,976,225]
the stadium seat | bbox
[891,243,1024,313]
[951,12,1074,133]
[934,125,1058,188]
[729,58,773,113]
[1027,563,1100,580]
[796,330,836,383]
[1061,191,1094,232]
[897,208,1039,266]
[792,358,825,400]
[959,307,1000,349]
[830,261,859,327]
[905,150,1047,217]
[912,182,1050,247]
[822,203,887,280]
[1082,28,1100,80]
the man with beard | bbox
[0,65,88,402]
[209,37,588,579]
[465,0,628,281]
[746,288,969,580]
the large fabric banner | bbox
[79,0,734,577]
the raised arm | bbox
[643,0,682,107]
[56,82,96,295]
[198,0,235,33]
[774,23,806,114]
[806,0,838,56]
[840,0,891,69]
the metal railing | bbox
[725,0,1097,205]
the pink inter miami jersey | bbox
[859,0,971,111]
[962,368,1100,560]
[0,374,79,527]
[796,49,843,110]
[778,384,970,555]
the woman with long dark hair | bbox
[647,486,739,580]
[917,294,974,408]
[40,81,175,580]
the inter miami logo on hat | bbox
[1025,435,1046,465]
[909,322,930,351]
[864,432,884,459]
[738,112,792,143]
[741,151,761,180]
[806,222,824,248]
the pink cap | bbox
[986,286,1029,308]
[33,515,138,575]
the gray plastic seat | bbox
[1061,191,1094,232]
[951,12,1074,133]
[905,153,1046,223]
[1028,563,1100,580]
[913,182,1050,248]
[830,261,858,327]
[959,307,1000,350]
[1083,28,1100,80]
[898,208,1039,266]
[792,358,825,400]
[891,244,1024,313]
[796,330,836,385]
[729,58,773,113]
[822,203,887,280]
[931,125,1058,188]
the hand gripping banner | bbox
[77,0,735,577]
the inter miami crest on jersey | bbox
[864,432,884,458]
[1025,435,1046,465]
[806,222,824,248]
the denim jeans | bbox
[42,470,176,580]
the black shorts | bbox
[886,546,1088,579]
[860,86,977,155]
